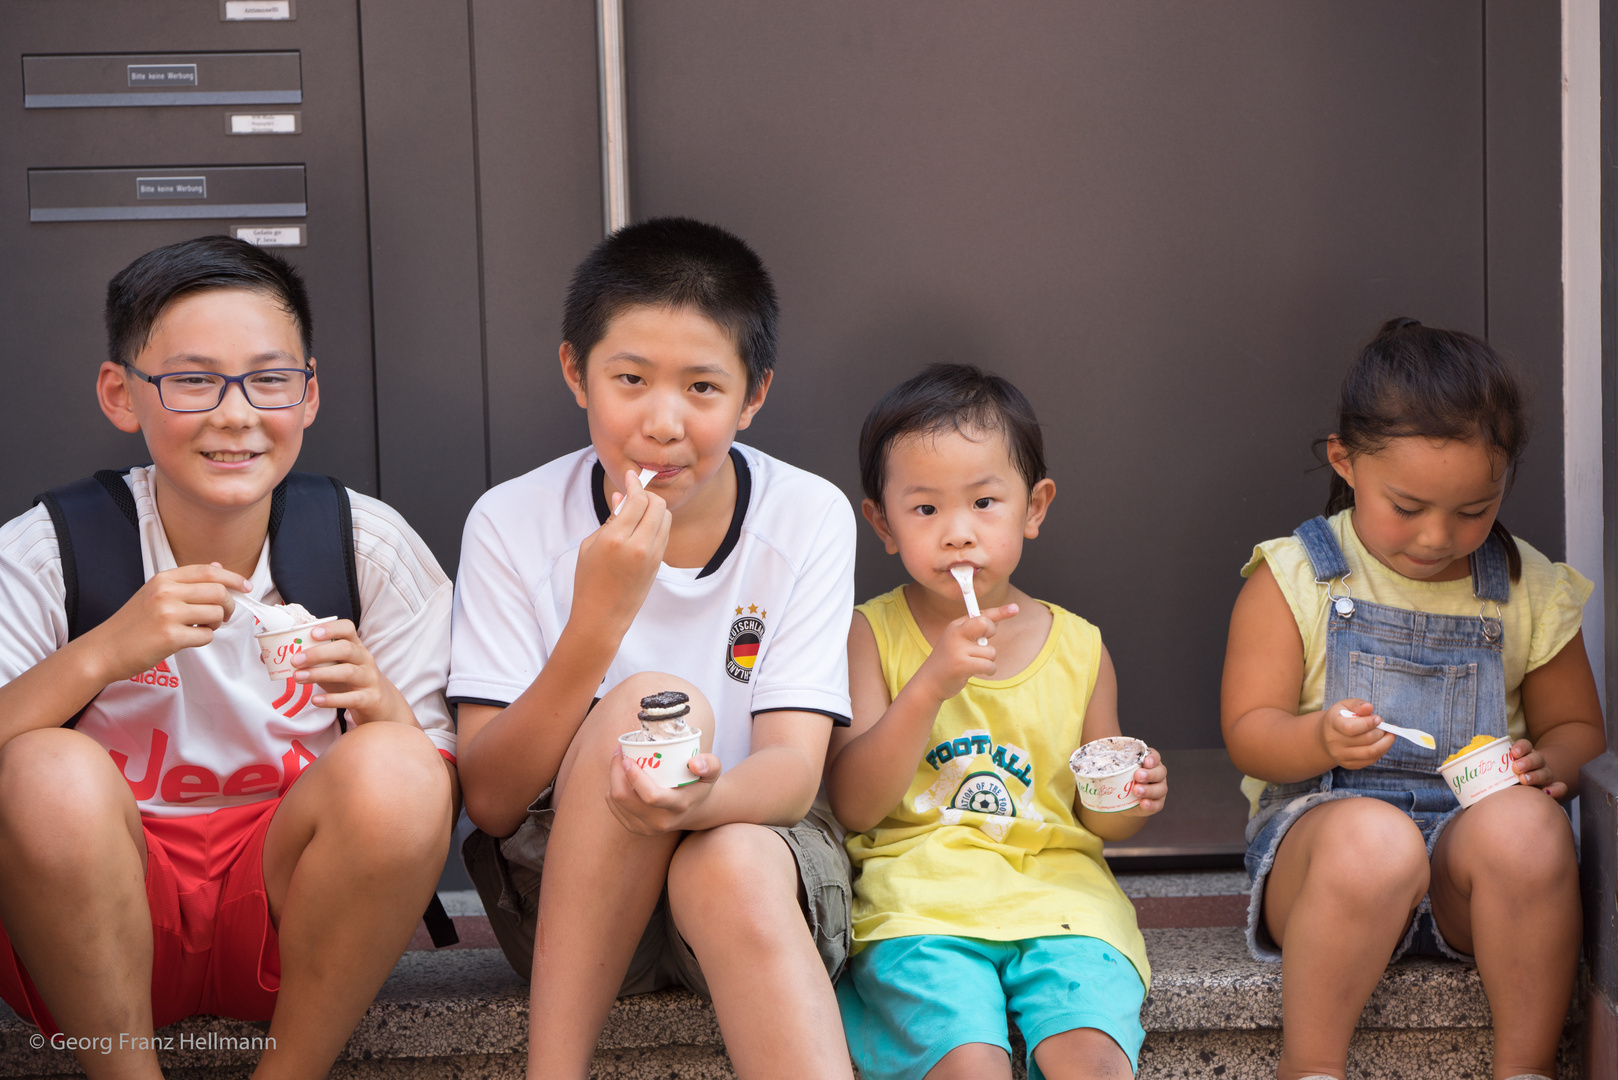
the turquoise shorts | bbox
[836,934,1146,1080]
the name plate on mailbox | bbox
[24,53,301,108]
[29,166,306,222]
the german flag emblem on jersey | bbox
[726,615,765,683]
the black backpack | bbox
[34,468,458,948]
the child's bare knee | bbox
[0,728,131,823]
[312,725,451,852]
[667,824,797,932]
[1308,801,1428,901]
[1462,787,1574,886]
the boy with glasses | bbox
[0,236,457,1080]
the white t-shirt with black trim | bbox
[448,443,856,772]
[0,466,455,819]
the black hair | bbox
[1325,316,1529,580]
[105,235,313,367]
[561,217,777,395]
[859,363,1047,505]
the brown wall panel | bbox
[1485,0,1566,558]
[470,0,602,491]
[360,0,488,566]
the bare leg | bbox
[0,728,159,1080]
[1262,798,1429,1080]
[925,1043,1012,1080]
[1429,786,1578,1079]
[527,673,712,1080]
[252,721,453,1080]
[1032,1027,1134,1080]
[667,824,853,1080]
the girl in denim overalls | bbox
[1221,319,1605,1080]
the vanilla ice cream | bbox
[252,601,317,633]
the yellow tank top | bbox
[846,586,1150,987]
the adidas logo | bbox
[128,660,180,689]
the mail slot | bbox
[23,52,301,108]
[28,165,307,221]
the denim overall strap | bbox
[1468,532,1511,604]
[1293,516,1350,583]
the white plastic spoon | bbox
[231,590,300,632]
[949,565,988,646]
[613,468,660,516]
[1340,708,1437,750]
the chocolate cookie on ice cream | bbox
[636,691,693,741]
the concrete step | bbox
[0,876,1584,1079]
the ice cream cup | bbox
[617,728,703,789]
[1070,736,1148,813]
[1438,735,1520,808]
[256,616,339,681]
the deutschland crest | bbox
[726,608,766,683]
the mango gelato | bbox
[1442,734,1500,766]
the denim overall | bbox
[1243,516,1511,962]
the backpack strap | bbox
[267,474,360,629]
[266,474,361,732]
[34,470,145,643]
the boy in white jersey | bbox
[452,218,856,1079]
[0,237,456,1080]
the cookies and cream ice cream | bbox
[625,691,694,742]
[1069,736,1148,813]
[617,691,702,788]
[1069,737,1146,778]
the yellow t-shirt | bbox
[1238,510,1593,812]
[846,586,1150,987]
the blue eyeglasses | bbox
[122,362,313,412]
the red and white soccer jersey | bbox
[448,443,856,772]
[0,467,454,818]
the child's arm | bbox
[457,475,671,837]
[1222,563,1396,780]
[1072,646,1168,840]
[825,605,1012,834]
[0,564,242,750]
[1512,629,1605,800]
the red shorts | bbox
[0,798,282,1035]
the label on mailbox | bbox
[230,113,298,134]
[137,177,208,200]
[30,165,305,222]
[235,226,306,247]
[223,1,294,18]
[128,64,198,88]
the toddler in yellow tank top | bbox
[826,365,1169,1080]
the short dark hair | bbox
[561,217,777,395]
[105,235,313,367]
[859,363,1047,505]
[1324,316,1530,579]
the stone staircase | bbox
[0,873,1582,1079]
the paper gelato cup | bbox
[618,728,703,789]
[1070,736,1148,813]
[1438,735,1519,808]
[256,616,339,680]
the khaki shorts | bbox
[463,790,852,997]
